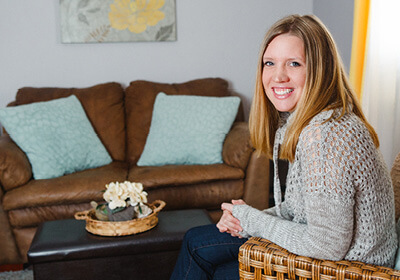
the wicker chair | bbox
[238,153,400,280]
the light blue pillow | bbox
[0,95,112,179]
[137,92,240,166]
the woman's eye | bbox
[264,61,274,67]
[290,61,301,67]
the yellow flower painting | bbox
[109,0,166,34]
[60,0,176,43]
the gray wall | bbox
[314,0,354,72]
[0,1,353,119]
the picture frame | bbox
[60,0,177,43]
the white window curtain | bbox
[362,0,400,168]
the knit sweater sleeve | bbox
[233,118,357,260]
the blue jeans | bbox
[170,224,247,280]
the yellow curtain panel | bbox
[350,0,370,100]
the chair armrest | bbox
[0,135,32,191]
[222,122,253,170]
[239,237,400,280]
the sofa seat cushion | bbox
[128,164,244,188]
[8,203,96,228]
[124,78,244,165]
[146,180,244,211]
[128,164,245,211]
[3,161,128,212]
[13,82,126,161]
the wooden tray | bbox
[75,200,166,236]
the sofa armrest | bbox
[243,151,270,210]
[223,122,270,210]
[222,122,253,170]
[0,186,22,264]
[0,135,32,191]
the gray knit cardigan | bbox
[233,110,398,267]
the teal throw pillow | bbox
[137,92,240,166]
[0,95,112,179]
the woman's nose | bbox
[273,66,289,82]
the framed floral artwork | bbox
[60,0,176,43]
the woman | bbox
[170,14,397,280]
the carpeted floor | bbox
[0,269,33,280]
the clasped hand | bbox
[216,199,246,238]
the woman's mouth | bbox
[272,88,294,99]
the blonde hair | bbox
[249,14,379,161]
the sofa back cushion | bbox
[124,78,244,165]
[12,82,125,161]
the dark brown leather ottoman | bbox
[27,209,213,280]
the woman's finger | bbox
[221,202,234,212]
[231,199,246,205]
[216,222,228,233]
[218,211,243,233]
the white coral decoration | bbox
[103,181,148,210]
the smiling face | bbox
[262,34,306,112]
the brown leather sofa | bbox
[0,78,270,265]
